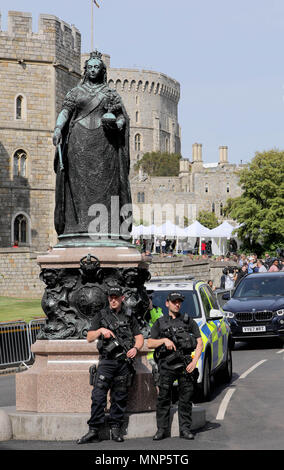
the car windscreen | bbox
[150,290,201,318]
[233,276,284,298]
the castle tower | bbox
[219,145,228,164]
[0,11,81,249]
[106,66,181,170]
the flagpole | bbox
[91,0,94,51]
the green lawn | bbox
[0,297,46,323]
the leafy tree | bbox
[197,210,219,229]
[224,149,284,252]
[134,152,182,176]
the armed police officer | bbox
[147,292,203,441]
[77,286,144,444]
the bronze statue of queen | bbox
[53,51,132,243]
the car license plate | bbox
[242,326,266,333]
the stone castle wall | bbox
[0,11,81,251]
[0,248,43,298]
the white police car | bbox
[145,276,233,401]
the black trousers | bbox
[156,366,194,432]
[87,359,131,430]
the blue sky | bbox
[1,0,284,164]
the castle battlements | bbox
[109,68,180,103]
[0,11,81,73]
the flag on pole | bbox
[94,0,100,7]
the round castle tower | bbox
[82,53,181,170]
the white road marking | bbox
[239,359,267,379]
[276,349,284,354]
[216,359,268,420]
[216,387,236,420]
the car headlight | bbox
[224,311,235,319]
[276,309,284,316]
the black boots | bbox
[111,426,124,442]
[153,429,169,441]
[77,427,124,444]
[180,429,195,440]
[153,429,194,440]
[77,428,100,444]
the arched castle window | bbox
[13,149,27,178]
[205,183,209,193]
[135,95,139,105]
[220,202,223,216]
[226,183,230,193]
[15,94,26,120]
[135,134,141,151]
[135,111,140,123]
[11,212,31,245]
[165,138,169,153]
[212,202,215,213]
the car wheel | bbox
[200,354,211,402]
[218,348,233,384]
[229,337,235,350]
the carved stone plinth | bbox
[16,340,157,413]
[35,244,150,340]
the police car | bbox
[145,276,233,401]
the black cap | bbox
[167,292,185,302]
[108,286,123,297]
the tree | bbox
[224,149,284,252]
[197,210,219,229]
[134,152,182,176]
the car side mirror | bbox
[222,292,230,300]
[209,309,224,319]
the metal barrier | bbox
[28,319,46,361]
[0,318,46,368]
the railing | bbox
[0,318,46,369]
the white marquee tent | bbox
[131,220,240,255]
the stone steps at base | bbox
[2,405,206,441]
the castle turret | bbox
[219,145,228,164]
[0,11,81,249]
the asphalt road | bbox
[0,338,283,453]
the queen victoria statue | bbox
[52,50,132,245]
[36,51,148,340]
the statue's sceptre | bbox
[57,143,64,172]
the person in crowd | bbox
[207,280,216,291]
[201,239,207,255]
[235,262,248,286]
[161,239,166,256]
[269,259,280,272]
[256,259,267,272]
[264,253,272,270]
[156,239,161,254]
[220,267,235,290]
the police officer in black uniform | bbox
[77,286,144,444]
[147,292,203,441]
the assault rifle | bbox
[154,323,197,372]
[100,311,135,365]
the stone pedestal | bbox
[16,340,157,413]
[37,243,143,269]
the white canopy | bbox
[184,220,212,237]
[154,221,186,237]
[131,224,144,237]
[209,221,238,238]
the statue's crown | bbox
[90,50,102,60]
